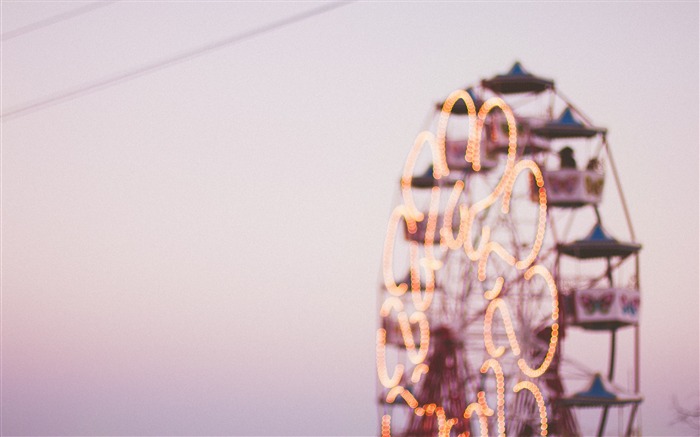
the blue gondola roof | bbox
[508,61,528,76]
[482,62,554,94]
[558,223,641,259]
[558,107,580,125]
[586,224,616,242]
[533,107,606,139]
[558,373,643,407]
[575,374,616,399]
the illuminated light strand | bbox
[449,97,522,265]
[411,274,435,312]
[524,265,560,321]
[412,313,431,365]
[410,400,467,437]
[376,328,404,388]
[489,114,500,143]
[476,391,494,417]
[379,297,404,317]
[477,240,516,282]
[425,187,440,254]
[397,312,417,356]
[424,254,441,276]
[474,163,547,279]
[501,159,545,213]
[379,296,430,369]
[440,180,468,249]
[401,130,444,216]
[436,407,447,436]
[381,414,391,437]
[447,418,459,435]
[459,184,500,262]
[483,276,504,300]
[483,298,521,358]
[409,245,435,312]
[436,407,458,437]
[518,265,560,378]
[411,363,429,383]
[421,186,443,263]
[481,359,506,437]
[518,323,559,378]
[463,201,512,268]
[436,90,477,174]
[421,187,442,278]
[411,312,430,362]
[464,218,490,262]
[464,403,490,437]
[382,205,417,296]
[461,206,480,261]
[385,386,420,410]
[385,386,404,403]
[397,311,430,365]
[515,184,547,270]
[474,98,519,194]
[406,189,440,312]
[419,252,443,272]
[513,381,549,436]
[401,388,419,409]
[458,98,521,263]
[499,159,548,270]
[409,242,421,294]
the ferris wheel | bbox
[376,62,642,437]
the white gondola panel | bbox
[542,169,604,207]
[572,288,640,329]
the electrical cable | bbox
[1,1,120,42]
[1,1,354,121]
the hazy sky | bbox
[2,1,698,436]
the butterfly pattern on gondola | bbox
[620,295,640,315]
[579,292,614,315]
[585,176,604,196]
[547,175,577,195]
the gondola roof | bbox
[558,373,642,408]
[435,88,481,115]
[558,224,641,259]
[407,165,459,188]
[481,62,554,94]
[533,107,606,139]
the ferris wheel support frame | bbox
[604,137,642,437]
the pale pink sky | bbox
[2,1,698,436]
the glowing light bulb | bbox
[376,328,404,388]
[381,414,391,437]
[436,90,477,173]
[513,381,548,436]
[464,402,490,437]
[484,298,521,358]
[480,359,506,437]
[411,363,429,383]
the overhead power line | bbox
[1,1,354,121]
[1,1,120,41]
